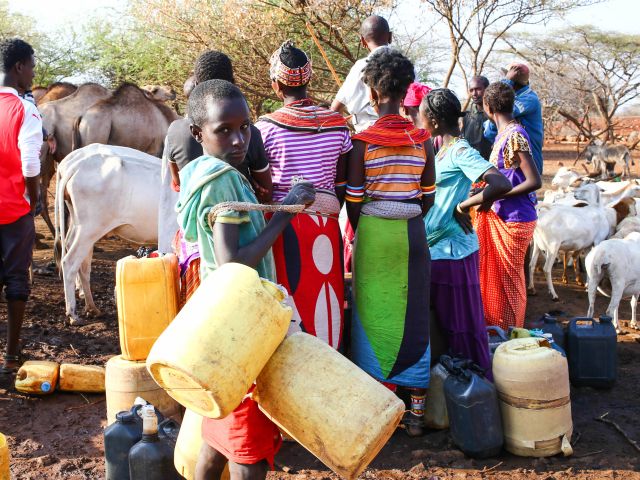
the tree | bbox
[505,26,640,144]
[120,0,398,115]
[421,0,600,96]
[0,0,85,86]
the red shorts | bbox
[202,395,282,467]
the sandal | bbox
[402,411,425,437]
[0,354,22,388]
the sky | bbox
[7,0,639,99]
[10,0,638,35]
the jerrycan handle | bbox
[486,326,508,341]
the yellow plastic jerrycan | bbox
[254,333,405,480]
[174,410,229,480]
[493,337,573,457]
[15,361,59,395]
[147,263,292,419]
[0,432,9,480]
[116,254,180,361]
[105,355,181,425]
[59,364,105,393]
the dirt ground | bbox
[2,145,640,479]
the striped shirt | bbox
[364,144,426,201]
[256,121,353,202]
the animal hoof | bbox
[631,323,639,330]
[561,278,568,285]
[85,307,101,317]
[528,289,537,296]
[552,296,560,302]
[68,316,87,326]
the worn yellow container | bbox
[174,410,229,480]
[116,254,180,361]
[0,433,9,480]
[254,333,405,480]
[424,363,449,429]
[15,361,59,395]
[106,355,181,425]
[59,364,105,393]
[146,263,292,419]
[493,337,573,457]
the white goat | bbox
[586,232,640,333]
[551,167,582,191]
[529,184,613,300]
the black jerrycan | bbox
[442,356,503,458]
[105,411,142,480]
[567,315,617,388]
[129,405,180,480]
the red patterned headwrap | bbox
[403,82,433,108]
[269,40,313,87]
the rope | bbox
[208,202,306,228]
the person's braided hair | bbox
[421,88,464,128]
[483,81,515,114]
[362,48,415,102]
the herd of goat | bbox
[532,155,640,333]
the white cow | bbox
[586,232,640,333]
[55,144,161,324]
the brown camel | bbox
[37,82,78,105]
[141,85,176,102]
[72,83,179,157]
[32,86,48,104]
[38,83,111,236]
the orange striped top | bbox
[363,143,426,201]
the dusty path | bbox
[1,148,640,479]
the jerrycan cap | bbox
[115,411,137,423]
[40,381,52,393]
[599,315,613,323]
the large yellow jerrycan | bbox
[15,361,59,395]
[116,254,180,361]
[174,410,229,480]
[59,364,105,393]
[493,337,573,457]
[0,433,9,480]
[254,333,405,480]
[147,263,292,419]
[105,355,181,425]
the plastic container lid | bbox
[599,315,613,323]
[115,411,136,423]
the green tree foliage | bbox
[0,0,85,86]
[506,26,640,143]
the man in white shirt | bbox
[331,15,392,132]
[0,38,42,380]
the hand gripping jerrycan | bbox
[146,263,292,418]
[442,356,503,458]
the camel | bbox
[38,83,112,235]
[32,86,48,104]
[141,85,176,102]
[72,83,179,157]
[37,82,78,105]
